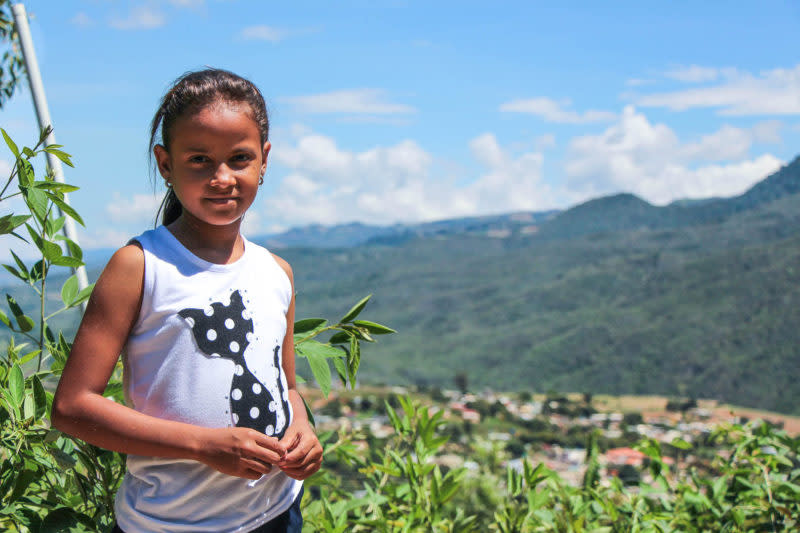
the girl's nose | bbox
[210,165,236,187]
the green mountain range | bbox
[272,156,800,415]
[3,157,799,414]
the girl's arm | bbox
[52,244,286,480]
[272,255,324,480]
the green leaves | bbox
[341,293,371,323]
[0,130,132,531]
[43,145,75,168]
[353,319,396,335]
[294,295,394,395]
[0,213,29,236]
[294,317,326,334]
[5,294,34,332]
[295,340,342,397]
[2,127,19,158]
[60,276,93,308]
[6,364,23,408]
[22,186,48,223]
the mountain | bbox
[269,158,800,415]
[3,157,799,414]
[258,211,559,249]
[541,156,800,239]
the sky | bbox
[1,0,799,253]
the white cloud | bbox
[663,65,720,83]
[105,193,163,224]
[564,106,784,204]
[110,6,166,30]
[752,120,782,144]
[169,0,204,7]
[77,228,133,250]
[533,134,556,151]
[239,25,289,42]
[283,89,416,115]
[0,158,11,177]
[240,210,261,236]
[636,64,800,115]
[70,12,94,27]
[626,78,655,87]
[680,125,752,162]
[262,131,550,227]
[499,97,616,124]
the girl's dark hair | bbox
[149,68,269,225]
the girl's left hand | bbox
[276,419,323,480]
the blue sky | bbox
[1,0,799,252]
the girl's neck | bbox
[166,214,245,265]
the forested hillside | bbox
[278,157,800,414]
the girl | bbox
[52,69,322,533]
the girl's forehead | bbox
[171,103,261,141]
[187,100,255,123]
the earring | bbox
[165,180,172,188]
[258,176,264,185]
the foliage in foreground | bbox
[307,399,800,532]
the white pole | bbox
[11,3,90,302]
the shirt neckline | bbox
[157,225,251,272]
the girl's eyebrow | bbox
[182,144,256,152]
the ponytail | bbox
[156,188,183,226]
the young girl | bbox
[52,69,322,533]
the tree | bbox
[0,0,26,107]
[454,371,468,394]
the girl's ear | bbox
[261,141,271,175]
[153,144,171,179]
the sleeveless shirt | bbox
[114,226,302,533]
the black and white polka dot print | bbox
[179,290,291,438]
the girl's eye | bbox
[189,155,209,164]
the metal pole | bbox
[11,3,90,302]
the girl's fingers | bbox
[241,457,272,475]
[277,430,301,452]
[281,435,312,463]
[252,432,287,456]
[247,443,283,465]
[280,461,321,480]
[282,436,321,465]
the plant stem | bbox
[37,263,46,372]
[0,160,18,199]
[296,325,337,345]
[0,190,22,201]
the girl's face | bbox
[154,103,270,229]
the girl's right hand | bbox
[196,427,287,480]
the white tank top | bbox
[114,226,302,533]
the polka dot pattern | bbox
[179,290,291,439]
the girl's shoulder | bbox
[88,242,145,324]
[105,241,145,278]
